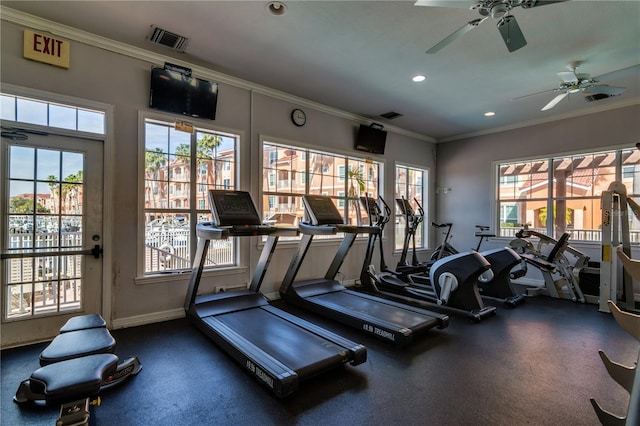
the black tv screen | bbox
[355,124,387,155]
[149,66,218,120]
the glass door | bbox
[1,132,103,347]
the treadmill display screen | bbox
[303,195,344,225]
[208,190,263,226]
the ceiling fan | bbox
[514,62,630,111]
[415,0,568,54]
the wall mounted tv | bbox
[355,124,387,155]
[149,66,218,120]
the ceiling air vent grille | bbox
[585,93,614,102]
[380,111,403,120]
[148,25,189,52]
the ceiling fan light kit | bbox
[512,63,629,111]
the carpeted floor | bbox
[1,295,637,426]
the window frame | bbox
[394,163,429,252]
[138,113,241,279]
[493,145,639,243]
[260,137,384,236]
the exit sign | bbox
[23,29,70,69]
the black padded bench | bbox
[14,314,142,425]
[27,354,118,402]
[40,327,116,366]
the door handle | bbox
[1,245,103,260]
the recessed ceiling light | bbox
[412,75,426,82]
[266,1,287,16]
[484,111,496,117]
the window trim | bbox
[259,135,385,238]
[492,143,636,244]
[137,111,243,282]
[394,162,430,252]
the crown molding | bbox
[1,6,436,143]
[439,97,640,143]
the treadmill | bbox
[279,195,449,346]
[184,190,367,398]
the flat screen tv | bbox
[149,66,218,120]
[355,124,387,155]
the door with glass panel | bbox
[1,133,103,347]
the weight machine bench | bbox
[513,231,586,303]
[14,314,142,426]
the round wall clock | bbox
[291,109,306,127]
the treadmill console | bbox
[302,195,344,226]
[208,190,263,227]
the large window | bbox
[1,94,105,134]
[496,147,640,241]
[395,164,428,250]
[262,141,382,229]
[142,119,238,275]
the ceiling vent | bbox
[380,111,403,120]
[585,93,617,102]
[148,25,189,52]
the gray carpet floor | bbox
[1,295,637,426]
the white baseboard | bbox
[111,308,185,329]
[111,278,360,330]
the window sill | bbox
[135,265,248,286]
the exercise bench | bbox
[13,314,142,426]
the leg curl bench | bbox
[13,314,142,426]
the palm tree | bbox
[145,148,167,208]
[311,152,334,194]
[347,166,365,224]
[175,134,222,208]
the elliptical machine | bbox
[359,196,497,322]
[430,221,525,308]
[395,196,433,272]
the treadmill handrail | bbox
[336,224,380,235]
[197,222,298,238]
[299,222,337,236]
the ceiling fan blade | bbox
[583,84,625,96]
[511,88,558,101]
[594,64,640,83]
[414,0,476,8]
[426,17,487,54]
[557,70,578,83]
[519,0,570,9]
[541,92,568,111]
[497,15,527,52]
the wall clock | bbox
[291,109,306,127]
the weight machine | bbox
[509,229,589,302]
[599,181,640,313]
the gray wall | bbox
[1,19,435,326]
[2,16,638,329]
[434,104,640,263]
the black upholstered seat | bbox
[39,328,116,366]
[59,314,106,333]
[29,354,118,402]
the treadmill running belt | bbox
[214,308,348,372]
[310,291,436,328]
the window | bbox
[261,141,382,229]
[1,94,105,134]
[143,119,238,275]
[395,164,428,250]
[496,147,640,241]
